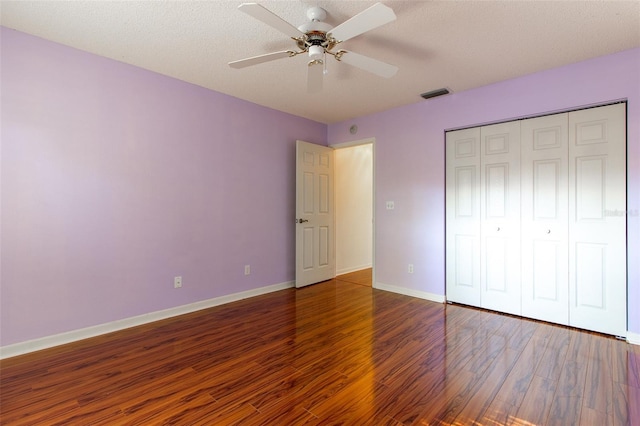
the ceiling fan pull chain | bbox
[323,53,328,75]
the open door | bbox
[295,140,335,288]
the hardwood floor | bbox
[1,279,638,425]
[337,268,372,287]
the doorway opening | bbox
[332,139,374,287]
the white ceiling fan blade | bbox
[307,62,324,93]
[329,2,396,42]
[339,51,398,78]
[228,51,292,69]
[238,3,304,39]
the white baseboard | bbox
[5,278,632,358]
[336,264,373,276]
[374,281,446,304]
[0,280,294,360]
[627,331,640,346]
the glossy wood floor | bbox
[1,278,639,425]
[337,268,372,287]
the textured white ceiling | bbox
[2,1,639,124]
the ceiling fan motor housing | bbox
[296,29,334,59]
[297,6,334,58]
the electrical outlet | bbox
[408,264,414,274]
[386,201,395,210]
[244,265,251,275]
[174,276,182,288]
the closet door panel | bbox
[480,122,521,315]
[569,103,627,337]
[446,129,482,306]
[446,128,481,306]
[521,114,569,325]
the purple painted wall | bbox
[2,25,638,349]
[0,28,326,347]
[328,48,640,335]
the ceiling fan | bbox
[228,2,398,92]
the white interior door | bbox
[446,128,481,306]
[521,113,569,325]
[480,121,521,315]
[296,140,335,288]
[568,103,627,336]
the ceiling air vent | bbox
[420,88,450,100]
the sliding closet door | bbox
[480,122,521,315]
[446,128,481,306]
[521,114,569,325]
[569,103,627,337]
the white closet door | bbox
[446,128,481,306]
[480,121,521,315]
[521,113,569,325]
[569,103,627,337]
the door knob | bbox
[547,229,551,234]
[297,219,309,223]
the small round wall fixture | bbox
[350,124,358,135]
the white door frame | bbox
[330,137,376,285]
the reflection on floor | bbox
[336,268,372,287]
[2,279,638,425]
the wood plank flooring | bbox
[1,279,639,425]
[336,268,372,287]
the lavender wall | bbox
[2,27,638,349]
[329,48,640,335]
[0,28,326,347]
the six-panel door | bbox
[296,140,335,288]
[480,122,522,316]
[446,128,481,306]
[521,113,569,325]
[568,104,627,336]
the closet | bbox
[445,103,627,337]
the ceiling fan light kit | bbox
[308,45,324,61]
[229,2,399,92]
